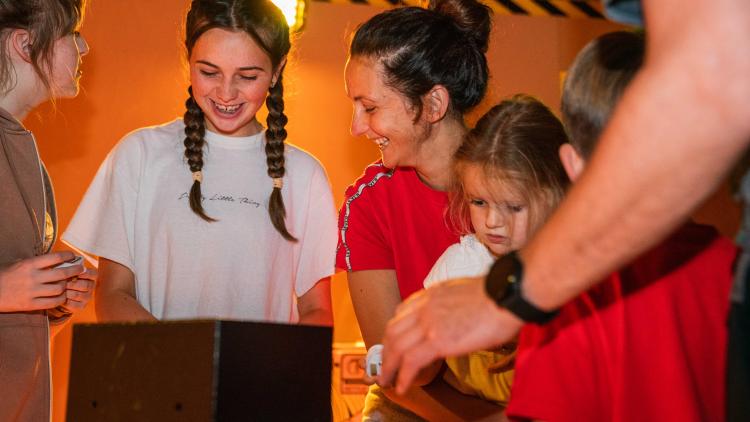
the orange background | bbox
[21,1,739,420]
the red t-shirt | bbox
[336,162,458,299]
[507,223,737,422]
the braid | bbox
[183,86,216,222]
[264,74,296,242]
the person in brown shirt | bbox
[0,1,94,420]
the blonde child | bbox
[419,95,570,405]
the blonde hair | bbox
[448,95,570,237]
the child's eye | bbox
[470,198,486,207]
[507,204,524,213]
[199,70,218,77]
[364,106,376,113]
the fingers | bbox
[380,309,440,393]
[31,292,67,310]
[379,321,411,387]
[383,296,440,393]
[66,277,94,292]
[59,277,94,312]
[382,319,425,386]
[379,296,426,388]
[395,343,438,394]
[24,252,85,283]
[76,267,98,282]
[60,297,87,312]
[34,280,67,298]
[0,254,85,313]
[360,360,378,386]
[44,264,85,282]
[31,251,77,268]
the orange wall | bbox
[22,1,737,420]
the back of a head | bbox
[450,95,570,233]
[0,0,85,95]
[349,0,492,119]
[561,30,645,159]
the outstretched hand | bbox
[0,251,86,312]
[378,276,524,394]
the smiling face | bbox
[189,28,277,137]
[49,31,89,98]
[345,56,429,169]
[462,164,531,257]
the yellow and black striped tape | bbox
[312,0,605,19]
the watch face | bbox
[486,252,560,324]
[485,252,521,302]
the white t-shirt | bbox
[423,234,495,288]
[64,119,337,323]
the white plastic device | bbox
[54,255,83,269]
[365,344,383,378]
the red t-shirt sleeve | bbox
[336,167,394,272]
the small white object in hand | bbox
[366,344,383,378]
[54,255,83,269]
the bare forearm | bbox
[422,378,504,420]
[347,270,401,348]
[348,271,501,418]
[413,361,444,386]
[298,308,333,326]
[297,277,333,326]
[95,291,156,322]
[383,379,503,421]
[522,0,750,310]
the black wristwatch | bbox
[484,251,559,324]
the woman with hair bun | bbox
[338,0,502,419]
[65,0,336,326]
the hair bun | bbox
[429,0,491,52]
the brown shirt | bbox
[0,106,56,422]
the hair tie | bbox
[273,177,283,189]
[192,171,203,183]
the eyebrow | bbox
[196,60,265,72]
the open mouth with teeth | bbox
[210,98,244,116]
[374,137,390,150]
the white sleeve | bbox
[62,135,143,274]
[424,239,495,288]
[294,162,337,297]
[424,245,460,288]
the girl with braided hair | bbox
[64,0,336,326]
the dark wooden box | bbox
[66,320,332,421]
